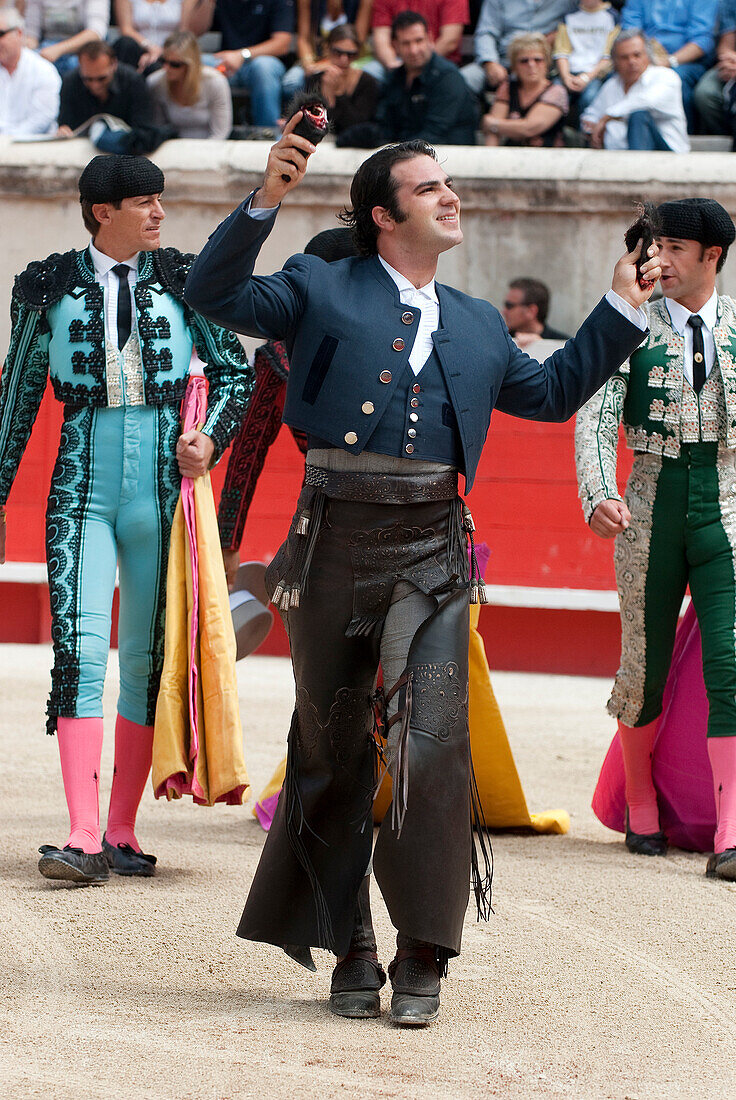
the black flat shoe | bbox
[329,951,386,1019]
[102,836,157,877]
[625,809,667,857]
[388,951,441,1027]
[38,844,109,885]
[706,848,736,880]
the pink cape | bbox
[591,603,716,851]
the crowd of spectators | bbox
[1,0,736,150]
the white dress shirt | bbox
[0,47,61,137]
[378,255,439,375]
[664,290,718,386]
[89,240,138,349]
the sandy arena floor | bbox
[1,643,734,1100]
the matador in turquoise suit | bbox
[576,197,736,881]
[0,155,251,885]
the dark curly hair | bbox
[338,140,438,256]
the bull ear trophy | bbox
[624,202,662,289]
[281,93,330,183]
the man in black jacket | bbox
[377,12,478,145]
[58,40,154,151]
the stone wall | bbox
[2,137,736,352]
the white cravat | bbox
[89,240,139,349]
[664,291,718,386]
[378,255,439,375]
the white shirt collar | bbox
[89,240,140,278]
[665,289,719,335]
[378,254,438,304]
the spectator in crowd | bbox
[113,0,199,74]
[502,278,572,348]
[185,0,294,129]
[368,0,469,82]
[376,11,478,142]
[305,24,380,141]
[283,0,372,99]
[482,32,569,146]
[0,6,60,135]
[693,0,736,135]
[24,0,109,76]
[148,30,232,137]
[620,0,719,128]
[554,0,618,120]
[58,40,156,145]
[462,0,576,99]
[581,28,690,150]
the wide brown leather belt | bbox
[304,464,458,504]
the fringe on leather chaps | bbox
[236,488,491,962]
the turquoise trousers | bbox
[45,404,180,733]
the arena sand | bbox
[1,644,734,1100]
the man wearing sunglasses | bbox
[0,7,61,137]
[58,40,152,140]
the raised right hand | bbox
[252,112,317,209]
[590,498,631,539]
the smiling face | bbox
[375,154,462,258]
[657,236,720,307]
[92,194,166,255]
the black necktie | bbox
[113,263,132,350]
[688,314,706,394]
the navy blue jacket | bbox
[184,199,646,492]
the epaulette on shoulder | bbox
[153,247,196,301]
[14,250,78,311]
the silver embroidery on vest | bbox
[105,332,145,407]
[681,363,727,443]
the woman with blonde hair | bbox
[482,32,569,147]
[147,30,232,139]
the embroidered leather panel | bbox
[409,661,468,740]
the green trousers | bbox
[610,443,736,737]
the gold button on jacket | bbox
[392,338,405,351]
[379,370,392,383]
[344,431,358,445]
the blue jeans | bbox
[39,39,79,76]
[627,109,672,150]
[230,55,286,127]
[674,59,709,131]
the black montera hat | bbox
[78,155,165,204]
[303,227,358,262]
[656,198,736,250]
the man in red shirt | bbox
[370,0,469,73]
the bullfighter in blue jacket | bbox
[185,121,661,1026]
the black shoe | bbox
[388,950,441,1027]
[38,845,109,885]
[625,809,667,857]
[329,951,386,1019]
[102,835,157,877]
[706,848,736,880]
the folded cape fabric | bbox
[153,375,249,806]
[592,602,714,851]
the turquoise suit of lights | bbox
[0,246,252,732]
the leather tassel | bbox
[289,585,300,608]
[478,584,489,605]
[279,587,291,611]
[272,582,285,607]
[462,504,475,533]
[469,583,479,605]
[296,511,310,536]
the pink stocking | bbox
[56,716,104,854]
[707,737,736,853]
[105,714,153,852]
[618,719,660,835]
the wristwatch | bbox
[240,47,252,62]
[668,54,680,67]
